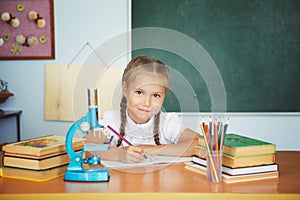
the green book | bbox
[197,133,276,157]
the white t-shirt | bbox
[101,110,187,147]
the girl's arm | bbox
[139,128,198,157]
[84,131,146,163]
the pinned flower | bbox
[16,34,26,45]
[39,35,47,43]
[28,11,38,20]
[11,43,22,55]
[15,35,39,47]
[17,4,25,12]
[1,12,11,21]
[27,36,38,47]
[0,38,4,47]
[10,18,20,28]
[28,11,46,28]
[1,12,20,28]
[3,35,10,41]
[37,18,46,28]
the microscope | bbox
[64,88,110,182]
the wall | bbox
[0,0,130,143]
[0,0,299,150]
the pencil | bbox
[106,125,151,161]
[214,121,219,151]
[107,125,132,146]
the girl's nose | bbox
[143,95,151,106]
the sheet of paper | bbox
[101,156,192,168]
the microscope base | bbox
[64,168,110,182]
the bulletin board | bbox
[0,0,54,60]
[132,0,300,112]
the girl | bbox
[86,55,197,163]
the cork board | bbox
[0,0,54,59]
[44,64,124,121]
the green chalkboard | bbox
[132,0,300,112]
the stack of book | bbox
[0,135,83,182]
[185,133,279,184]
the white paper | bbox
[101,156,192,168]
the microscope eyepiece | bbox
[88,88,98,107]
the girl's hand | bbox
[137,144,165,156]
[119,146,146,163]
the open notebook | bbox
[101,156,192,168]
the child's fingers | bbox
[127,146,144,153]
[122,146,146,163]
[124,154,143,163]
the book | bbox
[101,156,192,168]
[3,152,72,170]
[195,146,275,168]
[197,133,276,157]
[0,164,68,182]
[192,155,278,175]
[184,162,279,184]
[222,153,275,168]
[2,135,83,157]
[222,171,279,184]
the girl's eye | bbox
[135,90,143,95]
[153,94,161,98]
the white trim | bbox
[127,0,132,61]
[175,112,300,116]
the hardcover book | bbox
[222,153,275,168]
[197,133,276,157]
[3,152,72,170]
[0,165,68,182]
[195,146,275,168]
[2,135,83,157]
[184,162,279,184]
[192,155,278,175]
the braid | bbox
[153,111,161,145]
[117,96,127,147]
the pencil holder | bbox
[206,150,222,183]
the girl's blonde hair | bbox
[117,55,171,147]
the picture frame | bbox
[0,0,55,60]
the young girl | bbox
[85,55,197,163]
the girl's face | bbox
[123,73,167,124]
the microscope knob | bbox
[83,154,101,165]
[80,122,90,132]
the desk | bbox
[0,151,299,200]
[0,110,22,142]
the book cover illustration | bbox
[2,135,83,157]
[14,137,65,149]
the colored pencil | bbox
[199,117,229,182]
[200,121,219,182]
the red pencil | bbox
[106,125,151,161]
[107,125,132,146]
